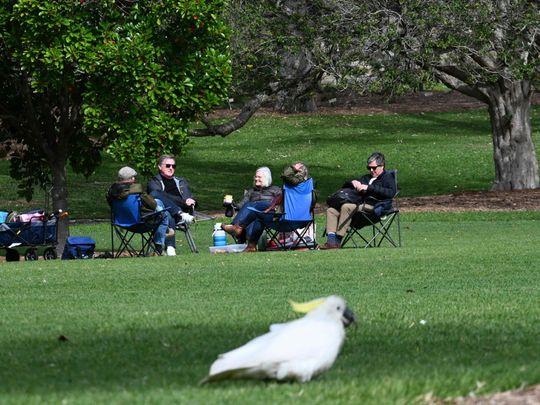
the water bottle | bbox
[213,223,227,247]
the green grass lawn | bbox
[0,107,539,219]
[1,211,539,403]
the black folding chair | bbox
[340,170,401,249]
[175,218,198,253]
[256,178,317,251]
[110,194,166,258]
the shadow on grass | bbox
[0,320,536,395]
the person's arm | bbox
[366,172,396,200]
[237,189,251,209]
[176,177,196,207]
[146,176,161,194]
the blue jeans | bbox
[154,199,175,248]
[149,191,185,217]
[236,202,311,244]
[234,201,275,243]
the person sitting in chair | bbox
[221,167,281,244]
[147,154,196,225]
[321,152,396,250]
[223,162,310,252]
[107,166,175,256]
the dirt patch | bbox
[398,189,540,213]
[424,383,540,404]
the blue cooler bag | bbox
[62,236,96,259]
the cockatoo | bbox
[202,295,356,383]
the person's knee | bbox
[340,203,357,214]
[327,207,340,216]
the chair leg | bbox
[176,223,198,253]
[397,212,402,247]
[343,212,401,249]
[184,228,198,253]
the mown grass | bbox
[0,106,539,219]
[1,211,539,403]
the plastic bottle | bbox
[213,223,227,247]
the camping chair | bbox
[175,209,198,253]
[255,178,317,251]
[340,170,401,249]
[110,194,167,258]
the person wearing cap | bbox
[320,152,396,249]
[107,166,176,256]
[147,155,196,226]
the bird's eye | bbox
[337,306,341,310]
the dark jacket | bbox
[147,173,194,211]
[343,170,396,200]
[281,164,309,186]
[343,170,396,215]
[106,182,157,214]
[237,185,282,209]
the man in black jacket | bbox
[321,152,396,249]
[147,155,197,226]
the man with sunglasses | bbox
[321,152,396,249]
[147,155,197,255]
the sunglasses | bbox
[164,164,176,169]
[367,165,380,170]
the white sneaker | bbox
[166,246,176,256]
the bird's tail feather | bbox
[200,367,254,385]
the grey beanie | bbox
[118,166,137,181]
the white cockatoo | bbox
[202,295,356,383]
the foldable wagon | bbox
[0,211,65,261]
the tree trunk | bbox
[487,80,539,190]
[50,160,69,255]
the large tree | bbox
[198,0,539,190]
[0,0,230,248]
[332,0,540,190]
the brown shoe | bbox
[319,241,340,250]
[243,242,257,253]
[221,223,244,237]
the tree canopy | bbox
[201,0,539,190]
[0,0,230,246]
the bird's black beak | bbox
[342,307,356,327]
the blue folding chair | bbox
[256,178,317,250]
[110,194,166,258]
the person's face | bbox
[159,158,176,178]
[367,161,384,177]
[254,171,265,188]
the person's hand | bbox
[185,198,196,207]
[180,212,195,224]
[352,180,368,192]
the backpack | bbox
[61,236,96,260]
[326,188,363,210]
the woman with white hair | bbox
[221,167,281,244]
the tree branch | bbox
[433,68,490,104]
[188,93,269,137]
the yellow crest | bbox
[288,298,326,313]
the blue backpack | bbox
[61,236,96,260]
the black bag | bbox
[326,188,362,210]
[61,236,95,259]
